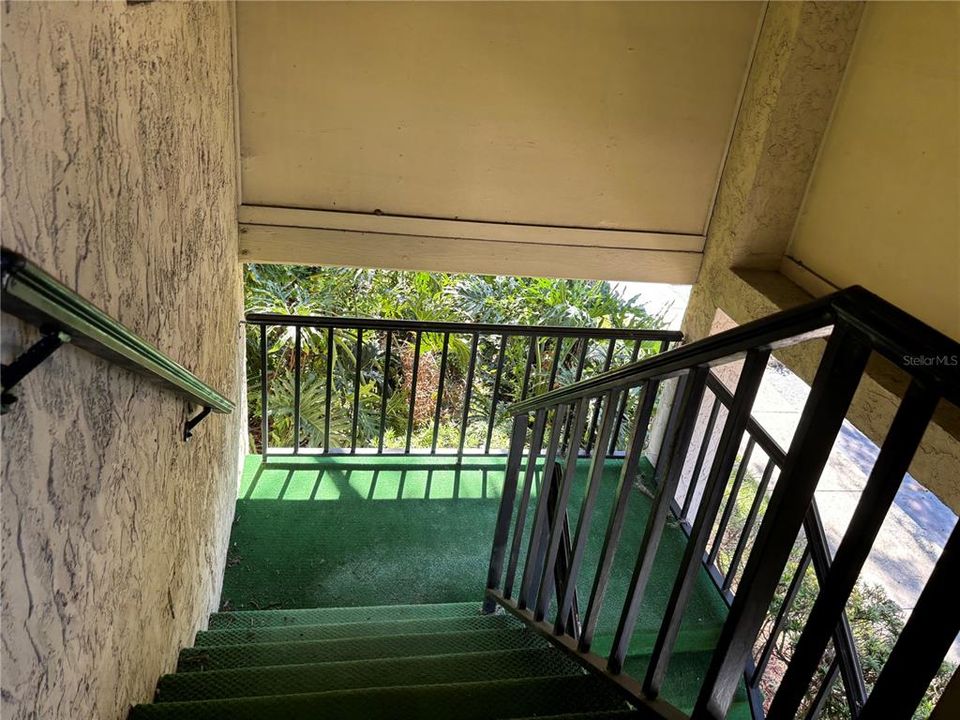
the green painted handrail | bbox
[1,248,233,414]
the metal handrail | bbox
[701,373,867,717]
[507,286,959,416]
[246,312,683,342]
[485,284,960,720]
[1,249,233,433]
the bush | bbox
[245,265,668,452]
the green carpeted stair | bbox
[129,457,755,718]
[130,602,641,719]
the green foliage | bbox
[245,265,668,452]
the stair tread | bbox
[178,627,548,672]
[195,613,521,647]
[158,647,584,702]
[505,713,642,720]
[210,601,481,629]
[132,674,628,720]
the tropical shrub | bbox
[245,265,670,452]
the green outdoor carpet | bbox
[223,455,520,610]
[207,454,747,716]
[224,455,728,636]
[131,600,751,720]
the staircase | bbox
[129,602,640,719]
[128,456,753,719]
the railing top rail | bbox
[1,248,234,414]
[244,311,683,342]
[508,286,960,416]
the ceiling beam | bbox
[238,205,703,284]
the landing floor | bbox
[221,454,746,715]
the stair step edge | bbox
[157,646,585,702]
[132,674,627,720]
[210,601,481,628]
[196,613,520,647]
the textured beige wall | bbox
[1,3,243,719]
[787,2,960,340]
[680,0,960,513]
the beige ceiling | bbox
[235,1,762,280]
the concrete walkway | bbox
[747,358,959,664]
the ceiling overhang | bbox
[235,1,764,282]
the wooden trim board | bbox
[238,205,703,282]
[239,223,702,283]
[239,205,704,252]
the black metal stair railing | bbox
[483,286,960,720]
[245,312,680,457]
[694,373,867,719]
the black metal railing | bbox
[695,373,867,719]
[245,312,680,458]
[484,286,959,720]
[1,248,233,438]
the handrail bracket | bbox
[1,328,71,413]
[183,406,213,442]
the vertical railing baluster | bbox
[458,332,480,456]
[574,338,589,381]
[547,336,564,390]
[560,337,592,455]
[607,340,641,457]
[680,394,721,520]
[554,507,582,639]
[579,379,660,653]
[323,327,334,453]
[293,326,302,454]
[518,404,569,610]
[804,657,841,720]
[431,332,450,454]
[857,521,960,720]
[350,328,363,454]
[505,409,548,599]
[652,374,688,485]
[520,335,537,400]
[405,330,422,455]
[752,544,811,686]
[377,330,392,454]
[695,323,872,719]
[534,397,589,621]
[768,379,938,719]
[607,366,709,673]
[585,338,616,455]
[707,437,755,567]
[483,414,529,614]
[643,349,769,695]
[555,390,619,634]
[802,502,867,717]
[260,323,268,460]
[724,458,775,592]
[484,334,508,454]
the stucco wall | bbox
[1,3,242,719]
[787,1,960,340]
[681,0,960,513]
